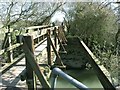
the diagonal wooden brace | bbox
[49,37,65,67]
[22,35,50,88]
[55,32,67,53]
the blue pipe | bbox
[52,68,90,90]
[51,74,57,90]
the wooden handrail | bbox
[22,35,51,88]
[80,39,116,90]
[1,25,65,89]
[0,53,25,74]
[25,26,56,40]
[0,43,23,55]
[25,25,51,30]
[26,25,58,31]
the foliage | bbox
[67,2,118,85]
[68,3,117,46]
[0,2,64,29]
[0,2,65,62]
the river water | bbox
[50,69,104,89]
[50,37,104,89]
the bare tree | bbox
[0,2,65,50]
[0,2,65,29]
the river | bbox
[49,68,104,89]
[49,37,104,89]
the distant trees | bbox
[0,2,65,59]
[0,2,64,29]
[67,2,117,46]
[116,2,120,86]
[66,2,119,86]
[0,2,65,47]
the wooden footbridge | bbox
[0,25,117,90]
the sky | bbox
[0,1,119,25]
[50,1,119,23]
[51,11,65,22]
[0,0,119,2]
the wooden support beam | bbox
[26,25,50,30]
[22,35,50,88]
[49,37,64,67]
[53,27,57,48]
[20,69,27,81]
[58,27,67,44]
[5,32,13,63]
[34,38,47,48]
[22,35,36,90]
[47,29,52,66]
[55,32,66,53]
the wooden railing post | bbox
[58,26,67,44]
[23,35,36,90]
[47,29,52,66]
[2,25,13,63]
[22,35,50,88]
[6,32,13,63]
[53,27,57,48]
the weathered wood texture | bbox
[1,25,60,89]
[80,39,116,90]
[22,35,36,89]
[22,35,50,88]
[47,29,52,66]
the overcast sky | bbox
[0,0,119,2]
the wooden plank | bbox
[56,32,66,52]
[1,32,13,63]
[1,32,9,49]
[1,58,26,88]
[30,29,47,40]
[53,28,57,48]
[49,37,64,67]
[26,25,50,30]
[34,38,47,48]
[23,35,36,90]
[22,35,50,88]
[0,53,25,74]
[25,27,55,42]
[58,27,67,44]
[26,25,58,31]
[47,30,52,66]
[34,41,47,56]
[0,43,23,55]
[80,40,116,90]
[33,33,46,40]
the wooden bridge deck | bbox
[1,38,58,89]
[0,25,117,90]
[1,58,26,88]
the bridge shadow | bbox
[4,87,22,90]
[2,68,26,89]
